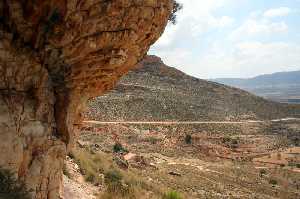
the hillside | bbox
[86,56,300,121]
[212,71,300,104]
[81,56,300,199]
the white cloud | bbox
[235,41,300,76]
[198,41,300,78]
[152,0,234,49]
[153,24,178,48]
[217,16,235,27]
[231,19,288,40]
[178,0,227,19]
[152,41,300,79]
[263,7,291,18]
[150,48,192,69]
[150,1,300,79]
[230,7,291,40]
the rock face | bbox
[0,0,172,198]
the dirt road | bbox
[83,118,299,125]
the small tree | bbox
[185,134,192,144]
[113,142,128,153]
[269,179,278,186]
[169,1,183,25]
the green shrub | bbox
[222,136,239,149]
[292,137,299,146]
[162,190,183,199]
[0,168,30,199]
[113,143,128,153]
[105,170,123,185]
[259,169,267,177]
[231,139,238,145]
[288,161,300,168]
[145,137,160,144]
[184,134,192,144]
[104,170,132,196]
[222,136,231,143]
[269,179,278,186]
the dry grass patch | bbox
[69,147,164,199]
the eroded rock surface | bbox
[0,0,172,198]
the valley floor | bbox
[64,120,300,199]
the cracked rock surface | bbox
[0,0,172,198]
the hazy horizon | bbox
[150,0,300,79]
[210,68,300,79]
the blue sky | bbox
[149,0,300,78]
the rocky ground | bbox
[63,156,99,199]
[62,120,300,199]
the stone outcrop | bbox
[0,0,172,198]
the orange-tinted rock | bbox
[0,0,172,198]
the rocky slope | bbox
[0,1,172,198]
[86,55,300,121]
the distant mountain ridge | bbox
[212,70,300,104]
[212,70,300,88]
[85,56,300,121]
